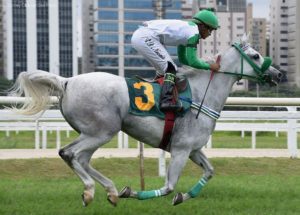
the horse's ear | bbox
[240,33,248,44]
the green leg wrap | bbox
[188,177,207,198]
[137,190,162,200]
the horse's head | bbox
[221,34,282,86]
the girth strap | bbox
[159,111,175,150]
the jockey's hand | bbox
[210,63,220,72]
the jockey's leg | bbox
[173,149,214,205]
[159,62,182,112]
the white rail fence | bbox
[0,97,299,159]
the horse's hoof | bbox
[107,194,118,207]
[81,191,94,207]
[172,193,184,206]
[119,186,131,198]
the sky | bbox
[247,0,271,19]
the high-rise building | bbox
[197,0,248,91]
[269,0,300,87]
[81,0,94,74]
[269,0,289,72]
[82,0,193,78]
[228,0,246,12]
[252,18,267,56]
[287,0,300,86]
[2,0,78,80]
[0,0,4,77]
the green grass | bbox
[212,131,294,149]
[0,158,300,215]
[1,130,300,149]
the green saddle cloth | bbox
[126,77,192,119]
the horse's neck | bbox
[183,47,240,112]
[187,71,236,112]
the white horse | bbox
[9,36,281,206]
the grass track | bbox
[0,158,300,215]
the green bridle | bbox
[223,43,272,84]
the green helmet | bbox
[193,9,219,29]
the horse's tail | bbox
[9,70,67,115]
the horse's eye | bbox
[252,54,260,60]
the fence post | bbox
[35,120,40,149]
[139,141,145,190]
[66,130,70,138]
[118,131,123,148]
[124,133,128,148]
[42,126,47,149]
[206,135,212,148]
[251,131,256,149]
[6,129,10,137]
[287,107,298,158]
[56,128,61,150]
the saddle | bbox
[134,75,188,93]
[127,75,191,151]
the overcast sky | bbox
[247,0,271,19]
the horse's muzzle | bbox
[264,67,282,86]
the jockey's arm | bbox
[177,35,211,70]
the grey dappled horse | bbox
[10,36,281,206]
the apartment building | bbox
[2,0,78,80]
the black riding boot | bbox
[159,73,181,112]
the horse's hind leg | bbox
[173,149,214,205]
[119,149,190,201]
[84,160,119,206]
[59,134,116,206]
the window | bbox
[98,0,118,8]
[125,11,155,20]
[98,11,118,20]
[96,34,118,43]
[97,22,118,32]
[280,55,288,58]
[96,46,118,55]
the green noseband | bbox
[261,57,272,73]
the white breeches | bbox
[131,27,177,75]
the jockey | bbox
[131,9,220,112]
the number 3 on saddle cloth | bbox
[126,76,192,150]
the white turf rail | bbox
[2,96,300,106]
[0,96,299,159]
[0,148,298,160]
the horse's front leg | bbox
[173,149,214,205]
[119,149,190,201]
